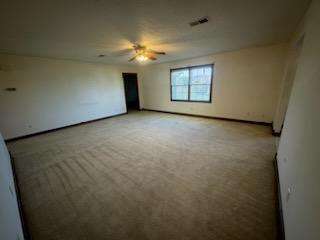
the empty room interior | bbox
[1,0,319,240]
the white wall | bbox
[273,43,302,133]
[139,44,288,123]
[0,54,138,139]
[273,14,307,134]
[0,132,25,240]
[277,0,320,239]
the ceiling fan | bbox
[99,44,166,62]
[129,44,166,62]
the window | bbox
[170,64,213,102]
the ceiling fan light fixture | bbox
[136,54,148,62]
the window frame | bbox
[170,64,214,103]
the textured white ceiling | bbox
[0,0,310,64]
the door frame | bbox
[122,72,141,111]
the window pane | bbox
[171,69,189,85]
[190,84,210,101]
[170,65,213,102]
[190,66,212,85]
[172,85,188,100]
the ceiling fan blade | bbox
[147,49,166,55]
[106,48,134,57]
[129,55,138,62]
[149,56,157,61]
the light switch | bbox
[9,185,14,196]
[286,187,292,202]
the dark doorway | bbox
[122,73,140,111]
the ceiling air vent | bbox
[189,17,209,27]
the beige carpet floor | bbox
[8,111,278,240]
